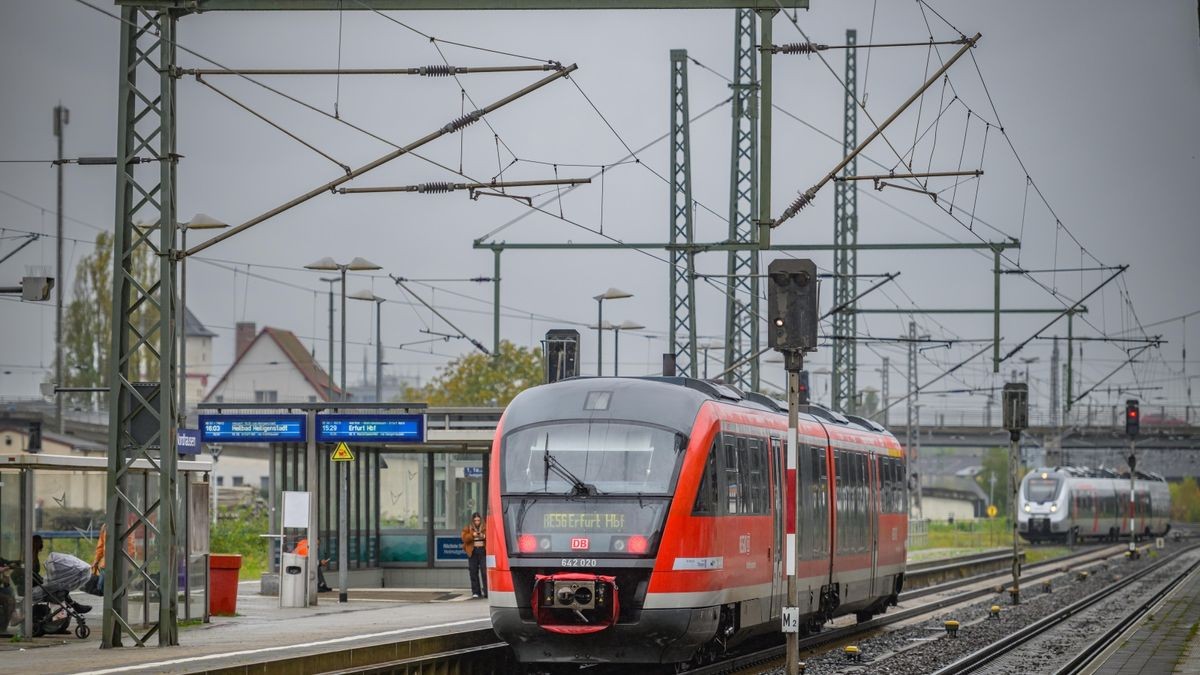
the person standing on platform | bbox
[461,512,487,598]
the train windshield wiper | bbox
[542,440,599,496]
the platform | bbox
[1088,561,1200,675]
[0,581,491,675]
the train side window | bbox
[726,436,742,515]
[744,437,767,515]
[692,439,721,515]
[882,458,894,513]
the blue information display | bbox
[316,414,425,443]
[199,414,307,443]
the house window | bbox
[215,395,224,403]
[232,476,244,487]
[216,476,224,487]
[308,396,317,403]
[254,390,278,403]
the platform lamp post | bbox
[593,288,632,376]
[1002,382,1028,605]
[177,214,227,419]
[610,321,644,376]
[304,256,382,604]
[350,290,386,403]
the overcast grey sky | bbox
[1,0,1197,418]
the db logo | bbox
[570,537,590,551]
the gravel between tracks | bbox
[760,542,1193,675]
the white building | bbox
[204,322,346,405]
[201,323,346,494]
[182,307,217,409]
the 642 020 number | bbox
[560,558,597,568]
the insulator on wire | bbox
[775,190,815,225]
[442,110,483,133]
[418,182,455,194]
[419,64,457,77]
[777,42,826,55]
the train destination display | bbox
[316,414,425,443]
[199,414,307,443]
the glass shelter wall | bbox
[269,445,489,570]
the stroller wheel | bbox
[75,623,90,639]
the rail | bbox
[929,543,1200,675]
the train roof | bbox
[1032,466,1167,483]
[503,376,892,437]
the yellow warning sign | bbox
[987,504,998,518]
[330,442,355,462]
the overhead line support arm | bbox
[183,64,577,258]
[772,33,981,228]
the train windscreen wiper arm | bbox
[542,447,598,496]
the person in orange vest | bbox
[294,538,332,593]
[461,512,487,598]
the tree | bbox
[63,228,160,408]
[1170,477,1200,523]
[401,340,542,407]
[975,446,1013,514]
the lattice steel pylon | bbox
[103,6,180,647]
[723,9,760,390]
[831,28,859,413]
[669,49,698,377]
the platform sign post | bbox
[1002,382,1028,605]
[768,258,819,675]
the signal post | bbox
[1002,382,1028,604]
[767,259,819,675]
[1125,400,1139,553]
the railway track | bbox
[679,544,1124,675]
[930,544,1200,675]
[276,546,1122,675]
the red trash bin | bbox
[209,554,243,616]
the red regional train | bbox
[486,376,908,669]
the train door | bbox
[770,436,784,619]
[868,453,880,601]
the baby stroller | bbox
[3,552,94,639]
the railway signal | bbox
[768,258,819,675]
[1126,398,1139,553]
[1124,399,1139,437]
[1002,382,1028,605]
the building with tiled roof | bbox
[203,322,347,405]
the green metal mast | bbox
[669,49,698,377]
[723,9,760,390]
[103,6,179,648]
[832,28,858,413]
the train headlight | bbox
[517,534,537,553]
[1050,504,1058,513]
[1024,504,1032,513]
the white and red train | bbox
[486,376,908,667]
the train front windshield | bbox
[502,422,685,495]
[1025,477,1061,502]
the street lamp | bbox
[177,214,227,418]
[303,255,381,605]
[593,288,632,376]
[611,321,644,376]
[349,289,387,403]
[304,256,382,401]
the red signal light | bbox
[627,535,649,554]
[517,534,537,553]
